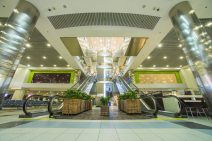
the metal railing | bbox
[22,95,50,116]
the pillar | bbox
[0,0,39,109]
[169,1,212,115]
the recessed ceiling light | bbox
[53,64,57,67]
[178,44,182,48]
[166,65,169,67]
[158,43,162,48]
[163,56,167,59]
[27,64,30,67]
[43,56,47,59]
[189,9,195,14]
[179,56,184,59]
[40,64,43,67]
[147,56,151,59]
[25,43,31,48]
[59,56,63,59]
[26,56,31,59]
[13,9,19,13]
[153,65,156,67]
[205,22,212,27]
[46,43,51,47]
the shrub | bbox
[100,96,110,106]
[64,89,92,100]
[118,91,138,100]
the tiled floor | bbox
[54,106,153,120]
[0,108,212,141]
[0,118,212,141]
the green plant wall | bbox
[27,70,75,83]
[134,70,182,84]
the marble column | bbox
[169,1,212,115]
[0,0,39,109]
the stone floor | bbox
[0,107,211,141]
[54,106,153,120]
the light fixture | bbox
[153,65,156,67]
[46,43,51,47]
[178,44,182,48]
[189,9,195,14]
[26,56,31,59]
[13,9,19,13]
[163,56,167,59]
[42,56,47,59]
[59,56,63,59]
[67,64,70,67]
[166,65,169,67]
[53,64,57,67]
[205,22,212,27]
[179,56,184,59]
[27,64,30,67]
[179,65,182,67]
[40,64,43,67]
[158,43,162,48]
[25,43,31,48]
[147,56,151,59]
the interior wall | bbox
[9,67,30,90]
[179,67,199,90]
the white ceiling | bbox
[0,0,211,73]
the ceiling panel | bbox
[48,13,160,30]
[141,18,212,68]
[0,18,69,68]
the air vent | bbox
[48,13,160,30]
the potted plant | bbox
[120,91,141,114]
[100,96,110,116]
[118,94,126,111]
[62,89,82,115]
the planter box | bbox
[120,100,125,111]
[84,100,91,111]
[80,100,85,112]
[124,99,141,114]
[101,106,109,116]
[62,99,81,114]
[89,100,92,110]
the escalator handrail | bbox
[48,95,64,116]
[79,76,92,91]
[117,76,133,92]
[140,94,158,116]
[152,95,183,114]
[79,75,96,92]
[71,76,89,90]
[23,94,49,116]
[77,76,92,90]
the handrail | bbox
[153,95,183,115]
[140,94,158,116]
[71,76,89,90]
[48,95,64,117]
[23,95,49,116]
[117,76,133,92]
[77,76,91,90]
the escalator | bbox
[48,75,96,117]
[19,75,95,118]
[117,76,183,117]
[152,94,183,117]
[116,76,157,117]
[19,95,50,118]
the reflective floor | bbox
[0,108,212,141]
